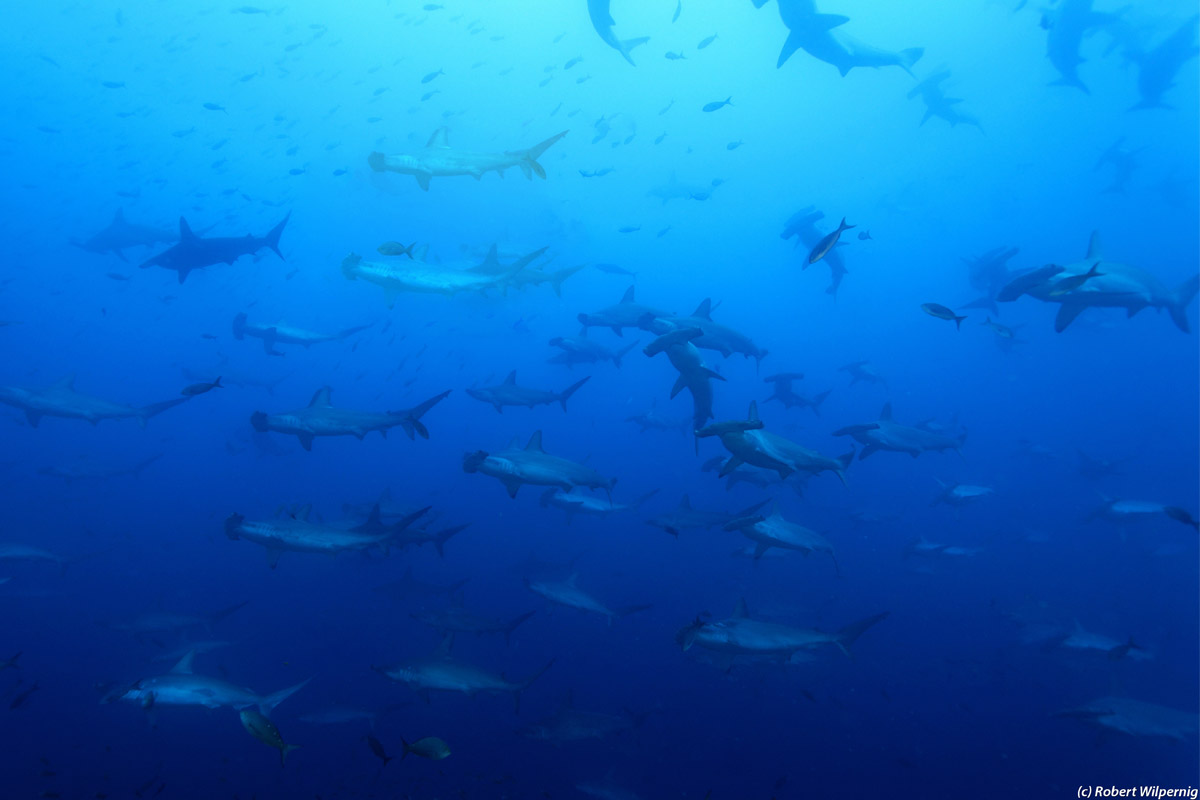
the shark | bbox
[931,480,993,507]
[780,206,848,295]
[522,690,646,745]
[586,0,649,65]
[0,374,190,428]
[646,495,769,538]
[70,209,176,261]
[547,336,640,369]
[1056,696,1198,741]
[524,574,651,627]
[645,173,722,205]
[997,232,1199,332]
[466,371,590,413]
[1128,15,1199,110]
[224,504,430,568]
[577,286,672,337]
[833,403,966,460]
[723,507,839,571]
[463,247,585,297]
[232,313,371,355]
[676,598,888,660]
[370,567,468,604]
[410,600,536,645]
[763,373,829,415]
[139,213,289,283]
[839,359,886,386]
[341,245,546,307]
[1042,0,1118,93]
[644,299,769,368]
[539,487,658,525]
[250,387,450,451]
[643,327,725,433]
[696,401,854,485]
[624,401,691,436]
[768,0,923,75]
[372,634,554,712]
[106,651,310,716]
[906,68,983,131]
[462,430,618,499]
[1085,497,1199,531]
[109,601,249,640]
[368,128,568,190]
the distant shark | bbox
[250,387,451,450]
[696,401,854,484]
[586,0,650,66]
[463,430,617,499]
[766,0,924,75]
[998,231,1199,332]
[833,403,966,460]
[140,213,289,283]
[225,504,430,568]
[368,128,568,191]
[232,312,371,355]
[1128,15,1199,111]
[781,207,849,296]
[466,371,590,414]
[1056,696,1198,741]
[70,209,176,261]
[342,245,546,307]
[0,374,189,428]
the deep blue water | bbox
[1,1,1198,798]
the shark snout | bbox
[462,451,488,473]
[249,411,269,432]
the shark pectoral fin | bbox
[777,30,805,68]
[176,268,190,284]
[859,445,879,460]
[1054,301,1088,332]
[24,410,41,428]
[502,478,522,499]
[717,457,742,478]
[266,549,283,569]
[414,173,431,191]
[753,542,770,560]
[297,433,314,451]
[669,375,687,399]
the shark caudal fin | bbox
[548,264,586,298]
[558,376,591,411]
[259,677,312,716]
[514,131,569,180]
[834,612,889,656]
[897,47,925,76]
[262,212,290,260]
[394,390,451,440]
[432,524,469,558]
[137,397,191,428]
[1168,274,1199,333]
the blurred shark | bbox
[70,209,175,261]
[1128,14,1198,110]
[676,598,888,660]
[696,401,853,485]
[646,495,769,538]
[250,387,450,451]
[463,430,617,499]
[0,374,189,428]
[1056,696,1198,740]
[341,245,545,307]
[525,574,651,627]
[368,128,568,190]
[466,371,590,413]
[767,0,923,75]
[833,403,966,460]
[224,504,430,568]
[232,313,371,355]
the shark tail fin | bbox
[621,36,650,65]
[503,610,537,645]
[549,264,586,298]
[954,314,967,331]
[613,339,640,369]
[835,612,889,656]
[209,599,250,628]
[138,397,191,428]
[897,47,924,76]
[263,212,290,260]
[558,376,590,411]
[513,658,556,713]
[515,131,569,179]
[1168,274,1199,333]
[395,390,451,440]
[280,743,300,767]
[259,677,312,716]
[433,524,469,558]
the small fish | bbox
[726,140,742,150]
[421,89,440,101]
[575,74,592,85]
[857,230,872,240]
[659,99,674,115]
[200,334,218,340]
[1047,262,1104,296]
[9,681,39,709]
[697,33,717,49]
[332,168,347,176]
[377,241,415,258]
[702,96,732,112]
[807,217,854,264]
[101,81,125,89]
[654,133,666,144]
[422,3,443,9]
[921,303,967,330]
[365,733,392,767]
[421,69,444,84]
[401,735,451,761]
[980,317,1015,339]
[181,377,222,396]
[106,272,130,281]
[202,102,226,112]
[288,168,305,176]
[657,226,672,238]
[618,226,641,234]
[665,51,686,60]
[564,56,583,70]
[240,709,299,766]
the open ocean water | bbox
[1,1,1198,798]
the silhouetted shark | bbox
[71,209,176,261]
[140,213,290,283]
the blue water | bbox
[2,1,1198,798]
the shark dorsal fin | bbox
[747,400,759,422]
[620,286,635,304]
[880,402,893,420]
[171,650,196,674]
[679,493,691,510]
[505,435,521,450]
[179,217,196,241]
[482,244,501,270]
[503,370,517,386]
[691,298,713,319]
[360,503,382,531]
[426,127,450,148]
[732,598,749,618]
[297,504,312,521]
[309,387,333,407]
[525,430,544,452]
[53,374,76,389]
[432,633,455,657]
[1085,231,1103,260]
